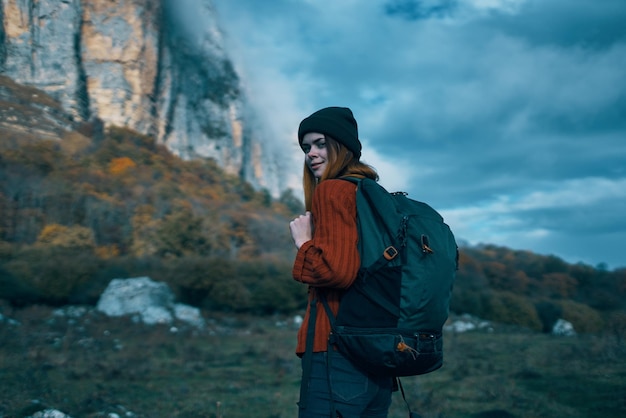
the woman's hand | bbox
[290,211,313,249]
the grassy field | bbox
[0,304,624,418]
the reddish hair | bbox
[302,135,377,210]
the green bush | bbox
[250,274,305,314]
[482,291,542,331]
[161,257,231,306]
[206,279,252,312]
[0,265,39,306]
[557,300,604,333]
[450,289,486,317]
[155,209,213,258]
[236,259,305,314]
[3,247,100,305]
[155,257,305,314]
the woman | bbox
[290,106,393,417]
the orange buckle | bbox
[383,246,398,261]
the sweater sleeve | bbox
[292,179,359,289]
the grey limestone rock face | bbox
[0,0,281,194]
[2,0,86,120]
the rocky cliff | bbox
[0,0,280,193]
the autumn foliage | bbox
[1,124,625,333]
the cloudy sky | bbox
[210,0,626,270]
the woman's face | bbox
[301,132,328,179]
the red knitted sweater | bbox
[292,179,360,354]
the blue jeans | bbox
[298,350,393,418]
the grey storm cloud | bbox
[212,0,626,269]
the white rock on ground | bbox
[96,276,205,328]
[27,409,72,418]
[552,318,576,336]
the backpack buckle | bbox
[383,246,398,261]
[421,235,434,254]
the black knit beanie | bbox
[298,106,362,158]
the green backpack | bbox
[321,176,458,377]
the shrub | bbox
[3,247,100,305]
[482,291,542,331]
[557,300,604,333]
[156,257,305,314]
[36,224,96,249]
[250,276,302,314]
[245,261,307,314]
[162,257,231,306]
[450,289,486,317]
[108,156,137,175]
[206,279,252,312]
[0,265,39,306]
[154,208,213,258]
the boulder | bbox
[27,410,72,418]
[96,277,205,328]
[173,303,206,329]
[552,318,576,336]
[444,314,493,333]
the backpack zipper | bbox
[399,216,409,247]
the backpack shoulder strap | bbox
[298,291,319,410]
[341,176,404,273]
[318,291,336,328]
